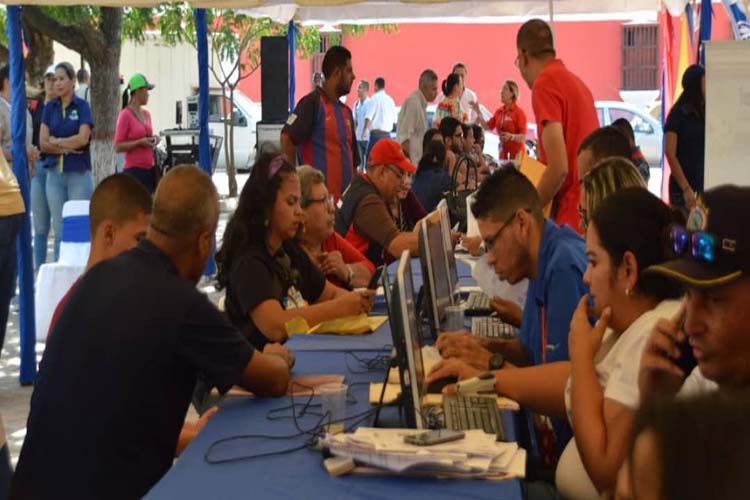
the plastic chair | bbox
[35,200,90,341]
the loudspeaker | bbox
[261,36,289,123]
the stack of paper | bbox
[321,428,526,479]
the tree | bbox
[0,9,55,85]
[22,6,123,185]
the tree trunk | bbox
[24,26,54,84]
[86,10,123,186]
[227,87,237,197]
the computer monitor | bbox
[395,250,428,429]
[437,199,459,299]
[381,265,394,318]
[418,212,453,334]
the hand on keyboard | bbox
[490,296,523,327]
[436,332,493,371]
[425,358,482,394]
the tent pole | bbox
[193,8,216,275]
[287,21,296,113]
[7,6,37,385]
[548,0,555,37]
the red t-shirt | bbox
[487,102,527,161]
[322,232,376,287]
[46,278,81,343]
[114,107,154,169]
[532,59,599,232]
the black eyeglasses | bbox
[484,209,529,251]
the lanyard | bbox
[58,103,68,172]
[539,305,548,364]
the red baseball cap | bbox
[369,139,416,174]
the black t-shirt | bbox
[10,240,254,500]
[225,240,326,350]
[664,103,705,194]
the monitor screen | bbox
[437,199,459,297]
[420,213,453,332]
[397,251,427,428]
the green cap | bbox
[128,73,155,92]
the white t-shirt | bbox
[556,299,681,500]
[460,87,478,123]
[364,90,396,132]
[678,367,719,396]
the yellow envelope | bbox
[286,314,388,336]
[517,151,552,217]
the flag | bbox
[722,0,750,40]
[697,0,713,64]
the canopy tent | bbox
[3,0,662,384]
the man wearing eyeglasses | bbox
[431,168,587,459]
[335,138,419,266]
[639,185,750,401]
[515,19,599,234]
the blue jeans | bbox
[357,140,368,170]
[365,131,390,166]
[124,166,157,194]
[31,163,51,270]
[0,213,21,357]
[46,168,93,261]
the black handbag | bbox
[445,154,478,233]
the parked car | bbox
[206,90,261,173]
[596,100,663,194]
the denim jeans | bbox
[0,213,22,357]
[356,140,368,171]
[46,168,93,261]
[31,163,51,270]
[365,131,390,166]
[124,166,157,194]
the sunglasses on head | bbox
[671,225,718,263]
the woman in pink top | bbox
[115,73,160,193]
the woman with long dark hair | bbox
[435,73,466,126]
[40,61,94,260]
[412,129,451,212]
[664,64,705,212]
[216,153,373,349]
[115,74,160,193]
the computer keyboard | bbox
[464,291,492,316]
[471,317,516,340]
[443,394,505,440]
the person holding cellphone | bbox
[115,73,160,193]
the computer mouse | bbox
[426,376,458,394]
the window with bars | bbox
[622,24,659,90]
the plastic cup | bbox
[445,305,465,332]
[319,382,348,432]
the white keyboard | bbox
[471,317,516,340]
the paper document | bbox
[286,314,388,336]
[471,255,528,307]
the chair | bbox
[0,414,11,500]
[35,200,90,341]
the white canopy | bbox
[3,0,659,23]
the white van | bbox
[204,90,262,172]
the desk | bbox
[145,350,522,500]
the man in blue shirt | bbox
[428,168,587,454]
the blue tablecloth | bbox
[145,350,523,500]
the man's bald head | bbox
[516,19,556,59]
[151,165,219,251]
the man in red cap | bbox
[334,138,419,266]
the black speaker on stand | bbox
[258,36,289,154]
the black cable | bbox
[204,381,389,465]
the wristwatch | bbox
[488,353,505,371]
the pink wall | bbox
[238,11,733,125]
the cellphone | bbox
[368,266,385,290]
[403,430,465,446]
[674,311,697,375]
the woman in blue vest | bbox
[39,62,94,260]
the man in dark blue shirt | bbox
[11,166,292,500]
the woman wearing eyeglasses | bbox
[216,154,374,350]
[296,165,374,289]
[428,187,684,500]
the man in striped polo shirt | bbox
[281,45,359,201]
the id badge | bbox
[283,286,308,310]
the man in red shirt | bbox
[47,173,152,340]
[515,19,599,232]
